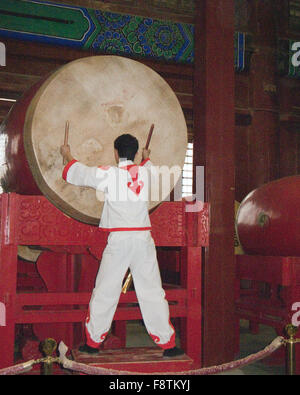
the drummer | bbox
[60,133,184,357]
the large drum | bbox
[0,56,187,225]
[236,175,300,256]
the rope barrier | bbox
[0,359,35,375]
[0,335,290,375]
[57,336,284,375]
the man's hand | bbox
[142,148,151,161]
[60,144,74,164]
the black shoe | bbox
[163,347,184,358]
[78,344,99,354]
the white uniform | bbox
[63,158,175,349]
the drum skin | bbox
[236,175,300,256]
[0,55,187,225]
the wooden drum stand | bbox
[0,193,209,372]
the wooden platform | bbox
[71,347,194,373]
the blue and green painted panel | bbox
[92,11,194,63]
[0,0,97,48]
[0,0,194,64]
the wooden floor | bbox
[71,347,194,373]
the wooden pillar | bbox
[247,0,280,190]
[180,243,202,367]
[0,195,18,368]
[193,1,236,366]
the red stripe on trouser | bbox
[85,310,108,348]
[85,325,108,348]
[150,320,176,350]
[85,325,101,348]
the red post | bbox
[180,246,202,367]
[0,194,18,368]
[287,258,300,375]
[193,0,236,366]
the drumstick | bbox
[63,121,69,165]
[122,124,155,294]
[145,123,154,149]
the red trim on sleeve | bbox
[62,159,78,181]
[140,158,150,166]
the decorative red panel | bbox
[1,194,209,248]
[151,202,185,246]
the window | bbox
[289,1,300,31]
[0,97,16,194]
[182,142,193,197]
[0,134,7,194]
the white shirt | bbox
[63,158,156,231]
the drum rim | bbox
[23,55,187,226]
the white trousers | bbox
[85,231,175,349]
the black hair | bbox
[114,134,139,161]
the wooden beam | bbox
[0,72,40,93]
[49,0,195,24]
[2,38,194,79]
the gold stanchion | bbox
[41,338,58,375]
[122,272,133,294]
[284,324,300,375]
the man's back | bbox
[63,158,155,231]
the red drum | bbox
[236,175,300,256]
[0,56,187,225]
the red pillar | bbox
[0,195,18,368]
[193,1,236,366]
[180,245,202,367]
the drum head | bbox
[24,56,187,225]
